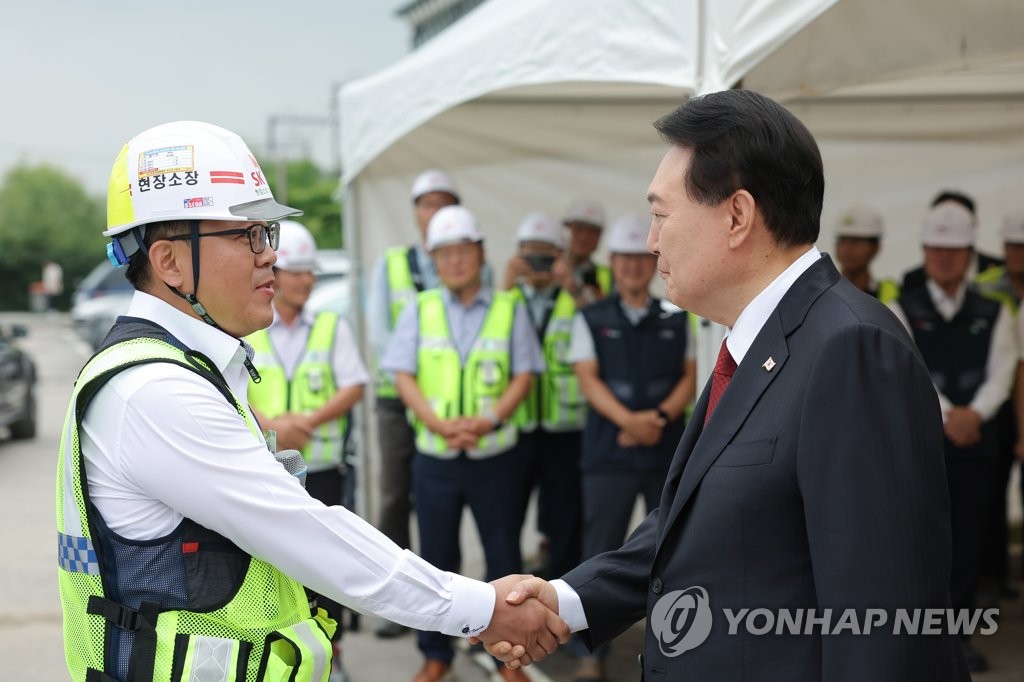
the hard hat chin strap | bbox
[167,220,221,330]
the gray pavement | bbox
[1,312,1022,681]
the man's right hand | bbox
[478,576,566,668]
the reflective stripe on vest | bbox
[247,312,348,471]
[57,334,331,682]
[376,246,420,398]
[511,288,585,432]
[415,289,518,458]
[595,263,613,296]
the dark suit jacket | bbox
[563,256,968,681]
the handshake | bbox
[473,575,570,670]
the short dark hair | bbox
[930,190,975,215]
[653,90,824,247]
[125,220,191,288]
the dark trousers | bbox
[375,398,415,550]
[414,447,527,663]
[306,467,347,642]
[946,449,1000,614]
[571,469,666,660]
[518,430,583,579]
[980,402,1016,584]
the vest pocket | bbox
[257,613,335,682]
[170,632,252,682]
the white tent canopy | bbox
[341,0,1024,287]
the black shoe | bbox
[374,619,409,639]
[962,641,988,674]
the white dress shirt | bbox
[80,291,494,636]
[552,246,822,632]
[889,279,1016,421]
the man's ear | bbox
[147,240,187,290]
[726,189,757,249]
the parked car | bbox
[0,324,37,440]
[71,260,133,349]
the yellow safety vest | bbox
[57,332,333,682]
[246,312,348,472]
[376,246,421,399]
[414,289,518,458]
[510,287,586,432]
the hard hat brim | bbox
[229,197,303,222]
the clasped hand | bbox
[473,575,568,670]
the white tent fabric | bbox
[339,0,1024,519]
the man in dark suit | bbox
[488,90,969,680]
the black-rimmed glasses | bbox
[165,222,280,254]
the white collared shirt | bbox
[889,279,1016,421]
[552,246,822,632]
[80,291,494,636]
[725,247,822,364]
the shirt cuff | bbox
[442,572,495,638]
[969,399,999,423]
[551,579,589,633]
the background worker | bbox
[382,205,545,682]
[890,201,1017,672]
[57,121,565,682]
[502,212,585,584]
[367,168,492,638]
[833,205,900,303]
[566,213,696,680]
[561,198,612,305]
[246,219,368,681]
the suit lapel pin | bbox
[762,357,776,372]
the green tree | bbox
[0,163,105,310]
[260,158,343,249]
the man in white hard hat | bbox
[366,169,496,638]
[902,190,1004,293]
[833,205,900,303]
[56,123,566,682]
[974,211,1024,612]
[245,219,367,681]
[890,201,1017,673]
[502,212,585,587]
[563,213,696,681]
[381,205,545,682]
[561,198,612,305]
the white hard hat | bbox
[515,212,565,249]
[562,198,606,229]
[836,206,884,239]
[606,214,651,254]
[1001,212,1024,245]
[426,205,484,251]
[921,202,975,248]
[411,169,459,203]
[105,121,299,237]
[274,220,319,272]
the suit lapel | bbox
[658,314,789,545]
[655,255,842,549]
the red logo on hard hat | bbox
[210,171,244,185]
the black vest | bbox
[580,296,688,473]
[897,286,1000,407]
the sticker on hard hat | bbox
[139,145,195,178]
[184,197,214,209]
